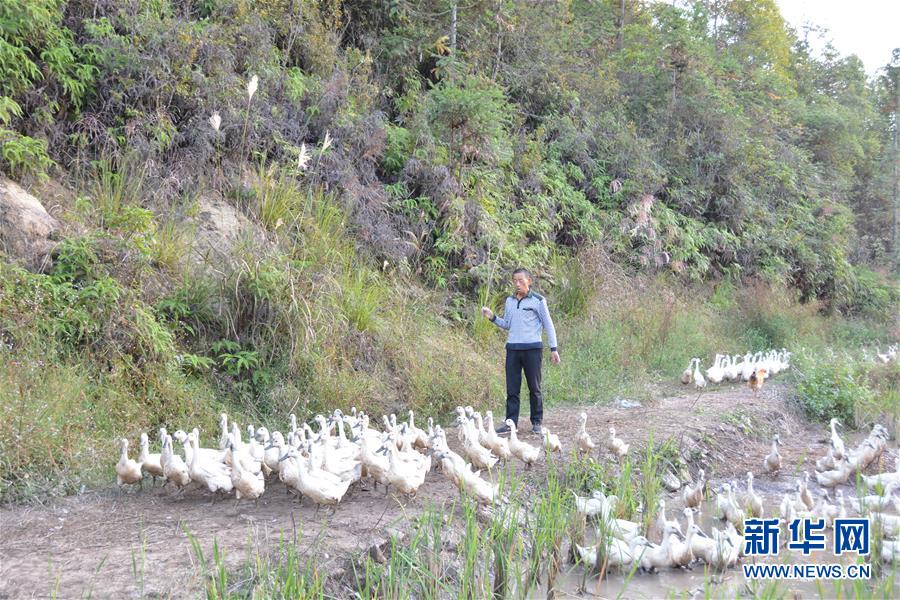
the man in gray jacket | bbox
[482,268,560,435]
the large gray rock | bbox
[190,193,260,267]
[0,178,59,271]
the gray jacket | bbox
[490,291,558,352]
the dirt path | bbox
[0,382,883,598]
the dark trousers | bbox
[505,348,543,427]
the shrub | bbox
[792,351,873,426]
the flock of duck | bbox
[115,406,629,510]
[113,355,900,579]
[680,348,792,392]
[573,419,900,574]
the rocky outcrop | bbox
[191,192,260,267]
[0,178,60,271]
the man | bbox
[482,268,560,435]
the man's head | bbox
[512,268,532,297]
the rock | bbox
[368,543,387,564]
[662,471,681,492]
[614,397,642,409]
[0,178,59,271]
[385,527,406,543]
[189,192,264,268]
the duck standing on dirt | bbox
[542,427,562,455]
[116,438,143,490]
[692,360,706,389]
[764,435,781,474]
[506,419,541,467]
[160,433,191,491]
[575,412,596,458]
[681,358,697,384]
[829,418,845,461]
[743,471,763,517]
[608,426,630,459]
[138,432,164,486]
[482,267,560,437]
[799,472,814,509]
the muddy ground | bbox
[0,381,893,598]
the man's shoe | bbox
[495,424,511,435]
[531,424,543,435]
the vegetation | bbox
[0,0,898,503]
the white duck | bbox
[692,360,706,389]
[764,435,781,474]
[849,482,898,513]
[799,472,815,510]
[723,522,745,558]
[322,441,363,486]
[138,432,164,485]
[744,472,764,517]
[188,431,233,494]
[690,524,735,569]
[639,524,683,572]
[294,449,352,510]
[276,448,303,497]
[847,439,879,472]
[228,444,264,503]
[816,447,836,472]
[160,433,191,489]
[669,515,698,568]
[871,512,900,538]
[381,442,428,497]
[472,412,493,450]
[741,353,760,381]
[575,412,596,457]
[655,498,685,539]
[705,354,725,384]
[360,433,391,489]
[681,358,697,384]
[507,420,540,467]
[682,469,705,509]
[815,459,851,488]
[715,483,734,520]
[174,429,226,464]
[863,455,900,490]
[608,427,629,458]
[542,427,562,455]
[882,540,900,563]
[116,438,143,488]
[829,418,845,461]
[600,513,642,542]
[456,461,499,506]
[574,490,618,521]
[217,413,229,450]
[725,484,747,527]
[459,418,499,470]
[576,536,649,570]
[435,450,498,506]
[262,430,285,473]
[483,411,512,460]
[724,354,744,381]
[226,431,263,476]
[779,493,795,523]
